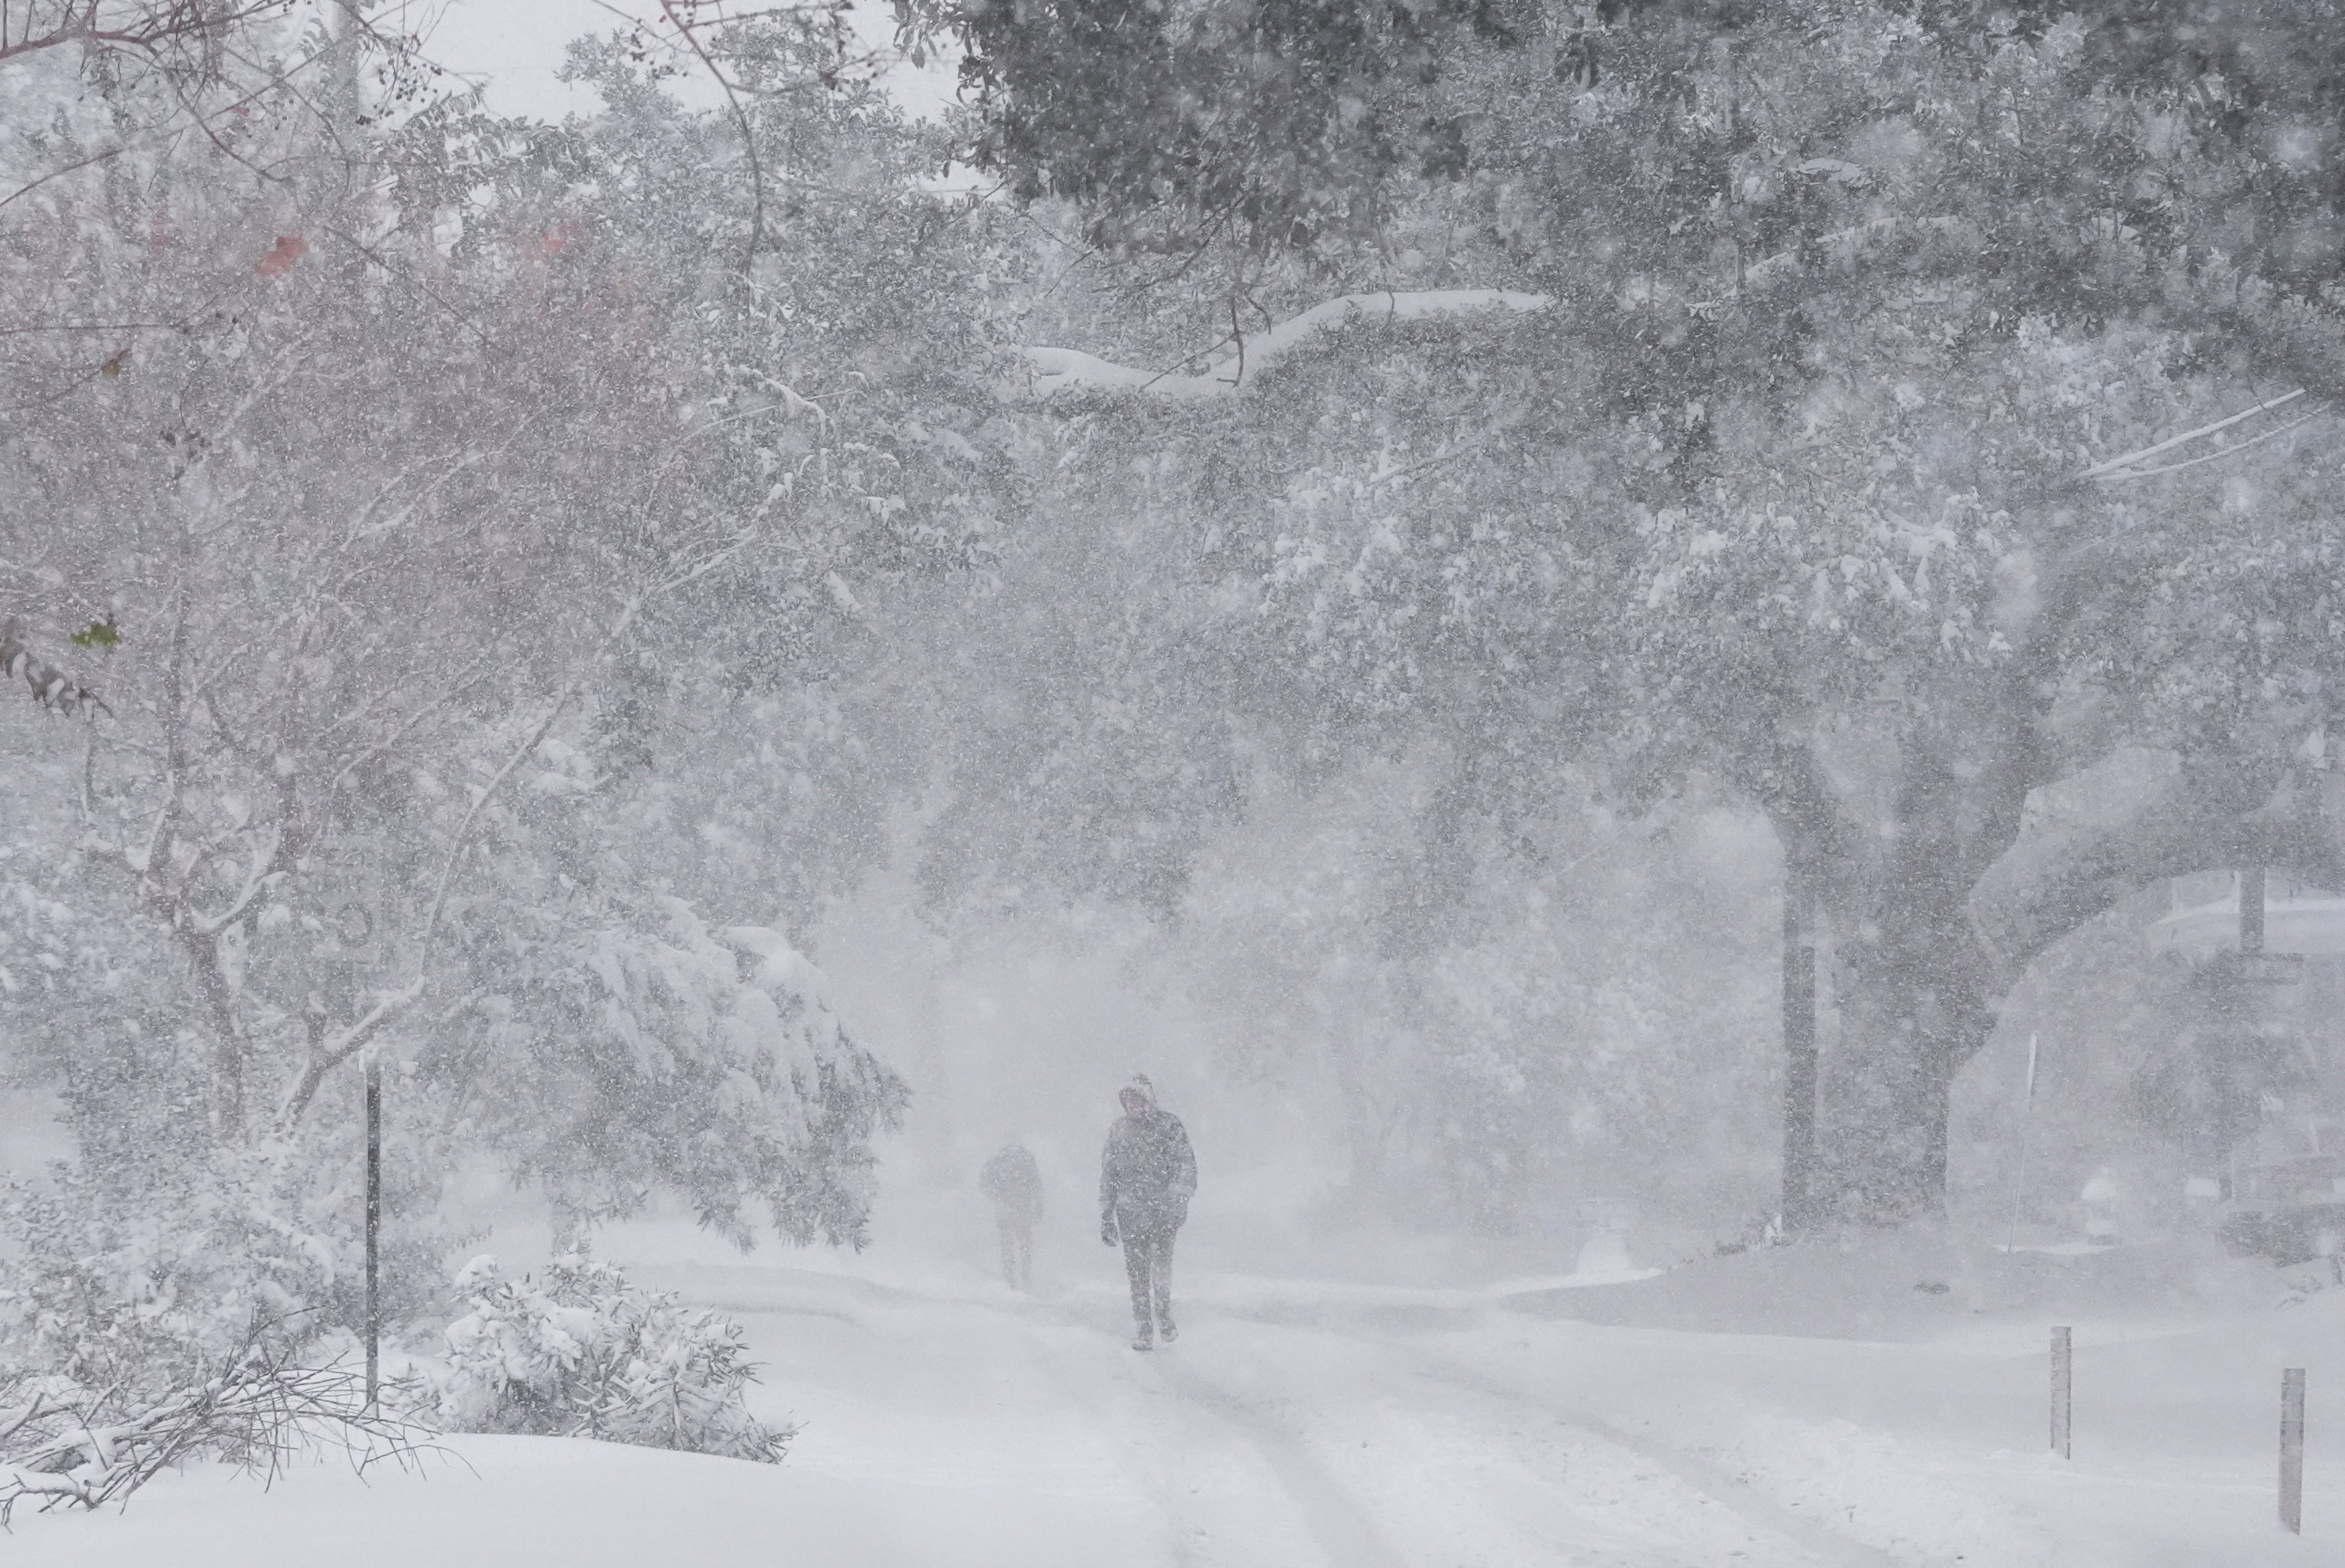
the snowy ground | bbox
[8,1236,2338,1567]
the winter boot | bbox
[1130,1328,1154,1351]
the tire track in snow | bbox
[1194,1284,1920,1564]
[1147,1355,1413,1568]
[1188,1293,1895,1566]
[1403,1349,1914,1568]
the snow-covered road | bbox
[719,1266,1866,1568]
[688,1253,2340,1568]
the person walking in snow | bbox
[980,1137,1045,1288]
[1098,1074,1196,1350]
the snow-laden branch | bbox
[1018,289,1553,402]
[280,595,642,1129]
[2081,388,2313,481]
[276,984,450,1129]
[1972,754,2345,980]
[186,821,282,939]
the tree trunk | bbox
[1816,920,1997,1224]
[1784,720,2016,1224]
[1769,704,2343,1226]
[181,927,245,1141]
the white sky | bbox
[414,0,958,121]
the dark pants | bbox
[996,1212,1033,1288]
[1120,1224,1177,1337]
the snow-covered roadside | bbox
[7,1248,2336,1567]
[1480,1233,2345,1565]
[1415,1303,2344,1568]
[1,1431,912,1567]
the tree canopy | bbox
[906,0,2345,1219]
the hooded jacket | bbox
[1100,1076,1197,1235]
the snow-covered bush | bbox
[0,1139,441,1394]
[423,1252,791,1463]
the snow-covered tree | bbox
[915,0,2345,1223]
[0,8,989,1326]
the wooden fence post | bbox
[2281,1367,2306,1534]
[2051,1326,2072,1459]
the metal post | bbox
[2006,1033,2042,1254]
[2281,1367,2306,1534]
[1781,854,1816,1234]
[2051,1326,2072,1459]
[365,1051,381,1410]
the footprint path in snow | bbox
[1004,1288,1404,1568]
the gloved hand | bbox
[1100,1216,1118,1247]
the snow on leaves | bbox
[486,900,906,1251]
[1634,489,2012,673]
[0,619,105,718]
[425,1251,792,1463]
[0,1138,443,1391]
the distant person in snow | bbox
[981,1138,1045,1289]
[1099,1074,1196,1351]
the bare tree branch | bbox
[659,0,770,270]
[1,1320,443,1524]
[0,0,291,69]
[2094,412,2320,480]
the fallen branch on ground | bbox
[1,1321,441,1527]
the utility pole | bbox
[1781,851,1818,1234]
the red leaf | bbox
[256,234,308,276]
